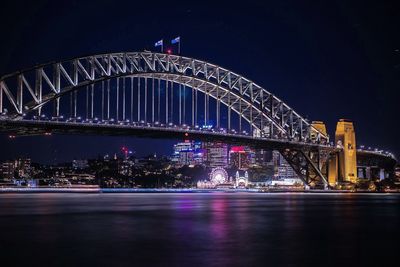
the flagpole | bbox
[161,39,164,53]
[178,39,181,55]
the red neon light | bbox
[230,146,245,153]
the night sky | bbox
[0,0,399,163]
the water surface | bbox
[0,193,399,266]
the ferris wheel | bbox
[209,167,228,185]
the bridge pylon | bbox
[335,119,357,183]
[326,119,358,187]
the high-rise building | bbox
[172,141,193,166]
[0,161,15,180]
[172,141,205,167]
[203,142,228,168]
[14,158,31,178]
[172,141,229,168]
[229,146,250,170]
[254,149,272,167]
[272,150,299,180]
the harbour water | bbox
[0,193,399,266]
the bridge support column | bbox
[379,169,385,180]
[335,119,357,183]
[365,167,371,179]
[328,154,338,187]
[357,167,365,179]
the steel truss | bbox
[280,148,331,188]
[0,52,328,143]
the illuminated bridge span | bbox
[0,52,395,188]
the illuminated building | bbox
[172,141,204,167]
[0,158,31,179]
[203,142,228,168]
[196,180,214,189]
[172,141,193,166]
[270,179,303,187]
[72,159,89,170]
[14,158,31,178]
[229,146,250,170]
[118,160,134,176]
[0,161,15,180]
[235,170,249,188]
[272,151,299,180]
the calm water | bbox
[0,193,399,267]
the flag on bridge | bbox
[171,37,180,44]
[171,37,181,54]
[154,39,163,52]
[154,39,163,47]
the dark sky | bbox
[0,0,399,163]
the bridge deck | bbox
[0,119,332,151]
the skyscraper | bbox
[229,146,250,170]
[203,142,228,168]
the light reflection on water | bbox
[0,193,399,266]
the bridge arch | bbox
[0,52,328,143]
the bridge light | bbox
[185,132,189,137]
[166,49,172,54]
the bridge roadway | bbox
[1,119,395,163]
[0,118,332,152]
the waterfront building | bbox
[196,180,214,189]
[270,178,303,187]
[118,159,134,176]
[72,159,89,170]
[235,170,249,188]
[0,158,32,180]
[15,158,31,178]
[0,161,15,180]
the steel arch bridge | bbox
[0,51,333,188]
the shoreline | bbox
[0,187,399,194]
